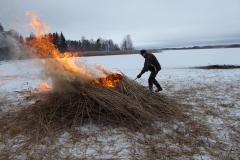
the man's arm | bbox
[140,55,152,74]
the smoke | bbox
[0,32,25,61]
[39,57,115,93]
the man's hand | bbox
[137,73,142,78]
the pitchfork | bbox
[133,77,138,81]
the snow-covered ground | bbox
[1,48,239,92]
[0,48,240,159]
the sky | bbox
[0,0,240,49]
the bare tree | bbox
[121,35,134,50]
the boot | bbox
[148,79,154,92]
[155,87,163,92]
[153,80,162,92]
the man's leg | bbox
[153,79,162,89]
[148,71,158,91]
[149,71,162,92]
[153,79,162,92]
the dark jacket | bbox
[140,53,161,74]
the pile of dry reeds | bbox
[1,74,184,142]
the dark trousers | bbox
[148,71,161,91]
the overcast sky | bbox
[1,0,240,48]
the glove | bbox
[137,73,142,78]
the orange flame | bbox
[92,73,122,88]
[26,11,66,59]
[37,82,51,92]
[26,11,121,90]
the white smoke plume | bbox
[0,32,25,61]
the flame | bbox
[26,11,121,90]
[26,11,65,59]
[92,73,122,88]
[37,82,51,92]
[101,73,122,88]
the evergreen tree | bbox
[53,32,60,48]
[84,40,91,51]
[60,32,67,52]
[94,38,102,51]
[80,36,86,50]
[0,23,3,32]
[48,33,54,44]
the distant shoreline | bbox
[161,45,240,51]
[193,65,240,69]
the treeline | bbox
[48,32,123,52]
[161,44,240,50]
[0,23,134,60]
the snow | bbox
[1,48,239,92]
[85,48,240,69]
[0,48,240,159]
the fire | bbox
[36,82,51,92]
[26,11,68,59]
[92,73,122,88]
[26,11,122,90]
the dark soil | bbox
[194,65,240,69]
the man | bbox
[137,49,163,92]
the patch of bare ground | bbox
[0,74,239,159]
[194,64,240,69]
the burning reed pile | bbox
[0,73,186,143]
[14,74,183,138]
[31,73,181,128]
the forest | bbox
[0,23,134,60]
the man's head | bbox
[140,49,147,57]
